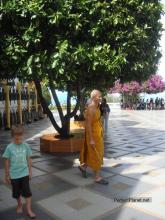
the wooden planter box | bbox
[40,131,84,153]
[40,121,85,153]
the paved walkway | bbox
[0,110,165,220]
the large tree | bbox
[0,0,163,137]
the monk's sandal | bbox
[78,166,88,178]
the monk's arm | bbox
[86,107,95,146]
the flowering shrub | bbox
[109,80,122,93]
[142,75,165,93]
[122,81,142,94]
[110,75,165,94]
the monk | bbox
[79,90,109,184]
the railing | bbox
[0,81,45,130]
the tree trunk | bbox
[34,79,62,134]
[34,78,81,139]
[48,77,64,125]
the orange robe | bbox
[79,107,104,172]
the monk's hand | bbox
[90,139,95,148]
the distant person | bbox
[3,125,36,218]
[100,98,110,136]
[120,99,123,109]
[79,90,108,184]
[146,99,149,110]
[155,97,159,109]
[161,98,164,109]
[149,98,154,110]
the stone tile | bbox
[117,152,147,160]
[53,167,114,186]
[105,148,131,158]
[109,138,130,144]
[119,164,156,179]
[95,206,163,220]
[104,141,125,148]
[61,153,79,163]
[31,152,57,163]
[0,184,16,211]
[111,143,150,152]
[149,158,165,168]
[67,198,91,210]
[146,136,165,144]
[0,203,59,220]
[32,158,73,173]
[112,182,131,190]
[1,109,165,220]
[31,167,46,177]
[31,174,76,201]
[154,143,165,149]
[0,157,4,168]
[139,168,165,186]
[102,162,135,175]
[101,157,129,169]
[137,148,165,155]
[118,153,162,165]
[129,139,165,148]
[38,188,121,220]
[87,175,155,199]
[143,170,159,177]
[128,187,165,220]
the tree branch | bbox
[48,73,64,124]
[34,79,61,134]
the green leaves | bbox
[0,0,163,87]
[49,11,63,24]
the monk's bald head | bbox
[90,90,101,100]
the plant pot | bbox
[40,130,84,153]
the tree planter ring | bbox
[40,131,84,153]
[40,121,85,153]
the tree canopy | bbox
[0,0,163,136]
[0,0,163,83]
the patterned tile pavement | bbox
[0,109,165,220]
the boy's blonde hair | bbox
[11,125,24,137]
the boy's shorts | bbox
[11,176,32,199]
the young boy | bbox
[3,125,36,219]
